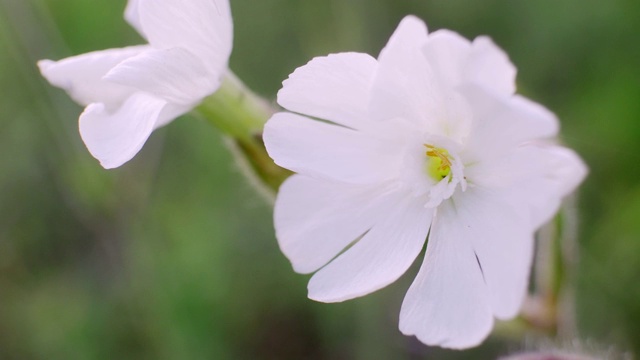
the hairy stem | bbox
[194,71,291,193]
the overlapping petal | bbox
[38,46,148,107]
[275,175,397,274]
[278,53,377,130]
[451,188,534,319]
[39,0,233,168]
[264,112,402,184]
[124,0,144,37]
[422,32,516,95]
[369,16,438,128]
[461,84,559,163]
[469,144,587,229]
[79,92,167,169]
[371,18,472,141]
[422,29,471,90]
[104,47,218,105]
[465,36,516,95]
[137,0,232,75]
[399,199,494,349]
[265,14,586,350]
[308,195,433,303]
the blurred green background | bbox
[1,0,639,359]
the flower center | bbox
[424,144,452,181]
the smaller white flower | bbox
[38,0,232,168]
[264,16,587,349]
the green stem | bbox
[194,71,291,192]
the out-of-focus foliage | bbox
[0,0,638,359]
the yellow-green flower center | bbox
[424,144,452,181]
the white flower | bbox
[38,0,232,168]
[263,16,587,349]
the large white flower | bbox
[38,0,232,168]
[263,16,586,349]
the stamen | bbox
[424,144,452,180]
[424,145,451,170]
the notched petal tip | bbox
[397,203,497,350]
[274,175,402,276]
[306,198,432,304]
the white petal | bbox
[79,92,166,169]
[155,103,192,129]
[104,47,218,105]
[422,29,471,89]
[308,196,433,303]
[524,145,587,228]
[423,32,515,95]
[138,0,232,75]
[38,46,149,107]
[461,85,559,163]
[399,200,494,349]
[274,175,395,274]
[465,36,516,95]
[370,16,440,129]
[469,144,587,229]
[124,0,145,38]
[451,188,534,320]
[534,145,587,203]
[277,52,377,130]
[263,112,401,184]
